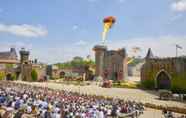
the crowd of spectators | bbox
[0,81,144,118]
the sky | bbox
[0,0,186,63]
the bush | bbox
[141,79,155,89]
[171,73,186,94]
[0,72,5,80]
[112,81,139,89]
[11,73,17,80]
[31,69,38,81]
[0,71,5,80]
[171,86,186,94]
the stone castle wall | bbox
[141,56,186,91]
[141,57,186,81]
[94,45,128,81]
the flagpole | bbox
[176,44,183,57]
[176,45,178,57]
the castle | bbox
[93,45,128,81]
[0,48,46,81]
[141,48,186,91]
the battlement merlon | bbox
[93,45,107,52]
[147,56,186,62]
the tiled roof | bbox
[0,48,18,60]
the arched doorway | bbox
[156,71,171,89]
[6,73,12,81]
[60,71,65,78]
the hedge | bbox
[0,71,5,80]
[31,69,38,81]
[141,71,186,93]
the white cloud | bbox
[0,42,30,50]
[171,0,186,12]
[0,41,32,59]
[75,40,87,46]
[32,42,96,64]
[169,14,183,23]
[72,25,78,30]
[2,36,185,64]
[0,24,48,37]
[107,35,186,57]
[45,36,186,63]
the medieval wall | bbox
[21,64,32,81]
[141,57,186,91]
[32,64,46,80]
[94,45,128,81]
[103,48,127,80]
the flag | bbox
[176,44,182,49]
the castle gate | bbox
[156,71,171,89]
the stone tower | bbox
[93,45,128,81]
[19,48,32,81]
[20,48,29,64]
[93,45,107,80]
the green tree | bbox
[31,69,38,81]
[6,64,14,68]
[0,71,5,80]
[73,56,83,62]
[54,56,95,69]
[11,73,17,80]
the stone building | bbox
[46,65,60,79]
[0,48,18,64]
[141,48,186,91]
[19,48,32,81]
[0,48,19,80]
[0,48,47,81]
[93,45,128,81]
[32,63,46,80]
[46,65,88,79]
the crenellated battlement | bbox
[141,48,186,90]
[94,45,128,81]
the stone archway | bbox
[6,73,12,81]
[60,71,65,78]
[155,70,171,89]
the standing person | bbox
[2,111,13,118]
[83,73,86,81]
[98,109,104,118]
[0,105,6,118]
[44,107,52,118]
[60,104,65,118]
[14,109,24,118]
[111,105,118,118]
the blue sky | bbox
[0,0,186,63]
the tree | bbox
[73,56,83,62]
[0,71,5,80]
[31,69,38,81]
[6,64,14,68]
[11,73,17,80]
[54,56,95,69]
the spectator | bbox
[0,81,145,118]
